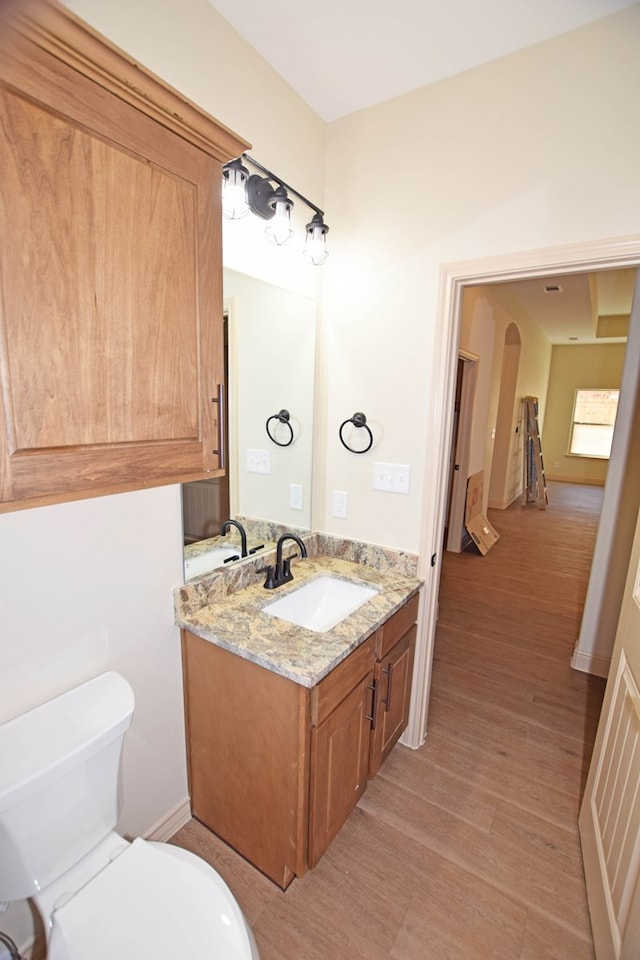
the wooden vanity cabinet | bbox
[369,594,419,777]
[181,629,376,888]
[0,0,248,510]
[180,592,419,888]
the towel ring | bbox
[339,411,373,454]
[266,409,294,447]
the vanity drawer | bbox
[375,593,419,659]
[310,634,376,726]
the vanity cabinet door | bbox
[0,1,247,510]
[368,625,417,778]
[308,668,375,868]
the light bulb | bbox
[304,213,329,265]
[265,187,293,245]
[221,159,249,220]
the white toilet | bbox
[0,672,261,960]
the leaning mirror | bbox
[181,269,316,579]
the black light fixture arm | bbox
[243,153,325,219]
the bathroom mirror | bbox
[181,269,316,576]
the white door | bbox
[579,501,640,959]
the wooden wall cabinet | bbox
[0,0,248,510]
[181,593,419,888]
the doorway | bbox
[407,237,640,751]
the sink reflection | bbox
[263,575,379,633]
[183,545,241,580]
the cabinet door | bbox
[308,670,374,867]
[0,2,247,508]
[369,625,416,777]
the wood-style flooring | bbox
[171,481,607,959]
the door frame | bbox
[405,235,640,749]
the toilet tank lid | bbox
[0,672,135,812]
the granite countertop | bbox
[176,555,421,688]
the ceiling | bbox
[485,269,636,344]
[207,0,638,342]
[205,0,637,121]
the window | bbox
[569,388,619,459]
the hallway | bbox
[172,481,607,958]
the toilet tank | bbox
[0,672,135,902]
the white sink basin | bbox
[263,575,379,633]
[184,545,241,579]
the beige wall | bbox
[542,343,626,484]
[321,3,640,553]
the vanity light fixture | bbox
[222,153,329,264]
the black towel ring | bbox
[339,411,373,454]
[266,409,294,447]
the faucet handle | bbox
[263,565,277,590]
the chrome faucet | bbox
[220,519,248,558]
[264,533,307,590]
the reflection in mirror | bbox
[181,269,316,580]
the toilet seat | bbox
[47,838,257,960]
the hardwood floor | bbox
[171,481,607,959]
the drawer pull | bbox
[382,662,394,712]
[366,679,378,730]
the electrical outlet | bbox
[372,462,411,494]
[289,483,303,510]
[332,490,348,518]
[246,448,271,474]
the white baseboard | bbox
[571,647,610,678]
[144,797,192,842]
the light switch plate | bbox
[373,462,411,494]
[246,448,271,474]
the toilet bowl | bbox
[0,672,260,960]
